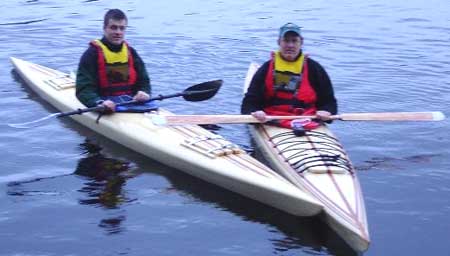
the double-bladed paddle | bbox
[151,111,446,126]
[9,80,222,128]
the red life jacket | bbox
[264,52,318,129]
[90,40,137,96]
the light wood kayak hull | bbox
[10,57,324,217]
[244,62,369,252]
[249,125,370,252]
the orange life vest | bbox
[264,51,318,129]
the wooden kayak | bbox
[10,57,324,217]
[244,62,370,252]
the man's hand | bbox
[133,91,150,102]
[251,110,267,123]
[316,110,332,121]
[101,100,116,113]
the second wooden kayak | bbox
[244,62,370,252]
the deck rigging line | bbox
[269,130,353,174]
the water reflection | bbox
[152,164,358,256]
[75,140,136,234]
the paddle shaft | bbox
[55,78,224,118]
[56,92,185,118]
[8,79,222,128]
[157,111,445,125]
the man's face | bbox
[104,18,127,45]
[278,33,302,61]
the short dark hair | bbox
[103,9,127,28]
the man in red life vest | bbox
[241,23,337,131]
[76,9,151,112]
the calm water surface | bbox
[1,0,449,255]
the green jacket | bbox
[76,37,151,107]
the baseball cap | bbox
[279,23,301,38]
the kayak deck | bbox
[249,124,369,252]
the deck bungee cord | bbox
[268,130,353,174]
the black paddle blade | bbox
[182,79,222,102]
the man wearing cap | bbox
[241,22,337,130]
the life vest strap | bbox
[267,98,313,109]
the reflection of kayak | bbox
[10,57,324,217]
[244,62,370,252]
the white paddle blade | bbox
[432,111,446,121]
[8,113,60,128]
